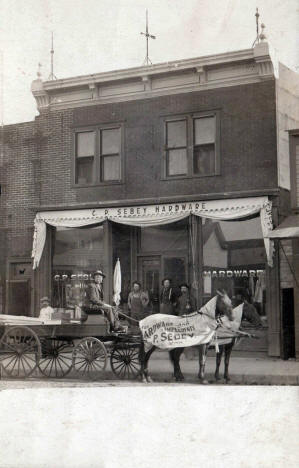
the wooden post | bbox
[103,220,113,304]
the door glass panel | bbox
[138,257,161,313]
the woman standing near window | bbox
[127,281,150,321]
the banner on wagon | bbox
[139,313,217,350]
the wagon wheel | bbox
[110,345,141,380]
[0,326,41,378]
[72,337,107,381]
[38,339,74,378]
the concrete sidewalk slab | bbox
[147,354,299,385]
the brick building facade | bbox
[1,41,299,357]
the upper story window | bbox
[74,125,123,186]
[164,112,219,179]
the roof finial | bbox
[37,62,42,79]
[252,7,261,47]
[48,32,57,80]
[259,23,266,41]
[140,9,156,66]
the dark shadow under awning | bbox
[268,215,299,239]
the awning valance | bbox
[32,196,274,269]
[267,215,299,239]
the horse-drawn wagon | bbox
[0,315,142,380]
[0,291,260,383]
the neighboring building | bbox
[269,123,299,360]
[1,40,299,358]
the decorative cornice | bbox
[31,44,276,113]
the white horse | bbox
[138,290,234,383]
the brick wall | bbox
[22,80,278,208]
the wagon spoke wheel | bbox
[72,337,107,381]
[0,326,41,378]
[110,346,141,380]
[38,339,74,378]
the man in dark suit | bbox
[85,270,122,331]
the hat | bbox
[93,270,106,278]
[162,277,172,285]
[40,296,50,303]
[179,283,189,289]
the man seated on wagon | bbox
[84,270,124,332]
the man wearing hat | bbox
[85,270,122,331]
[176,284,197,316]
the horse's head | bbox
[242,301,263,328]
[215,290,234,321]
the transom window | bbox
[164,112,219,178]
[75,125,122,185]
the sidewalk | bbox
[147,351,299,385]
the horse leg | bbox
[198,344,209,384]
[143,346,156,383]
[215,345,224,381]
[138,342,149,383]
[169,348,185,381]
[224,341,234,383]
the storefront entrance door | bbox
[138,256,161,313]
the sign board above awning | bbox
[32,196,274,269]
[267,215,299,239]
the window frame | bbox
[72,122,125,187]
[162,110,220,180]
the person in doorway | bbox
[85,270,123,332]
[160,278,176,315]
[176,284,197,316]
[39,297,54,321]
[127,281,150,321]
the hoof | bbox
[214,374,221,382]
[224,375,231,382]
[142,377,148,384]
[199,379,209,385]
[146,376,154,383]
[175,376,184,382]
[174,373,185,382]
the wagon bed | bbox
[0,321,142,381]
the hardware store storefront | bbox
[32,196,276,354]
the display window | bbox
[202,216,267,318]
[52,225,104,308]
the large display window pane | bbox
[202,216,266,317]
[140,219,188,252]
[52,225,104,308]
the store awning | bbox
[267,215,299,239]
[32,196,274,269]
